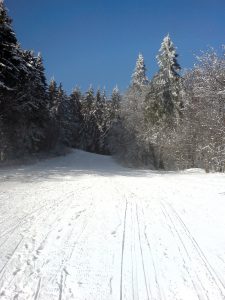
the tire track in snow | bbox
[32,190,95,299]
[135,203,151,300]
[160,202,206,300]
[120,197,128,300]
[34,277,42,300]
[57,272,63,300]
[0,192,73,248]
[0,193,75,298]
[130,201,137,300]
[0,237,23,281]
[165,201,225,298]
[141,204,164,300]
[51,201,94,287]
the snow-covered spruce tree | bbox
[0,1,27,159]
[0,2,52,159]
[143,35,183,169]
[154,34,182,123]
[77,87,115,154]
[79,86,96,152]
[126,54,149,118]
[93,89,105,153]
[131,53,148,88]
[47,81,70,148]
[107,96,136,164]
[69,87,83,148]
[111,86,121,116]
[97,89,117,154]
[0,1,25,91]
[14,51,49,155]
[86,88,111,154]
[48,79,57,113]
[109,55,154,166]
[0,2,53,160]
[56,83,72,146]
[46,79,59,148]
[102,86,122,156]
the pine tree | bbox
[143,35,183,169]
[70,87,83,147]
[95,89,112,153]
[157,34,181,79]
[79,86,96,151]
[31,53,49,151]
[0,1,26,91]
[14,51,49,154]
[48,78,58,116]
[57,83,70,146]
[0,3,36,158]
[131,53,148,87]
[111,86,121,113]
[93,89,104,152]
[47,81,69,147]
[46,79,59,148]
[154,34,182,121]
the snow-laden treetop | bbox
[112,85,119,94]
[157,34,181,78]
[131,53,148,87]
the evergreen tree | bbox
[80,86,96,151]
[47,81,69,147]
[14,51,49,154]
[95,89,113,154]
[93,89,104,152]
[111,86,121,114]
[143,35,183,168]
[157,34,181,79]
[154,34,182,122]
[131,53,148,87]
[48,78,58,116]
[56,83,71,146]
[0,1,26,91]
[0,2,52,158]
[0,2,20,158]
[46,79,60,148]
[70,87,83,147]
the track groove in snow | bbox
[119,198,128,300]
[164,201,225,296]
[135,203,151,300]
[0,150,225,299]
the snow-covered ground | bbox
[0,150,225,300]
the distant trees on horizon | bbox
[0,2,225,172]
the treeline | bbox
[111,37,225,172]
[1,2,225,172]
[0,2,120,160]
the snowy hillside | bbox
[0,150,225,300]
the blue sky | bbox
[5,0,225,93]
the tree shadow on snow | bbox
[0,150,190,183]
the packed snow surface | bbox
[0,150,225,300]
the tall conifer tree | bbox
[131,53,148,87]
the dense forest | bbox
[0,2,225,172]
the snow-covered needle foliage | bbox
[131,53,148,87]
[157,34,181,78]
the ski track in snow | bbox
[0,150,225,300]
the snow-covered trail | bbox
[0,150,225,300]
